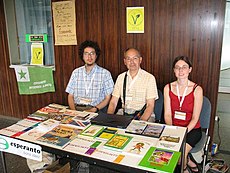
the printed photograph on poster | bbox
[127,7,144,33]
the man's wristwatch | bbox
[94,106,99,113]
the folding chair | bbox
[154,89,164,123]
[190,96,211,173]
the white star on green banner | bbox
[14,65,55,95]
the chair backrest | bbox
[154,89,164,122]
[200,96,211,129]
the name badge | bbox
[79,97,92,105]
[174,111,186,120]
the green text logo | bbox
[0,137,9,150]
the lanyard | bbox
[176,81,190,109]
[127,75,138,91]
[83,69,96,96]
[127,70,139,91]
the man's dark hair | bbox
[78,40,101,62]
[172,56,192,69]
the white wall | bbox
[221,2,230,70]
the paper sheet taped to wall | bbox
[52,0,77,45]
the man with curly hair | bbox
[66,40,114,113]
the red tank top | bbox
[169,83,201,129]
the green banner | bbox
[14,65,55,95]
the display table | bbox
[0,104,187,173]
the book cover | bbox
[0,118,40,137]
[92,148,121,162]
[68,120,90,129]
[0,118,40,138]
[28,111,49,121]
[64,109,89,118]
[156,125,186,151]
[63,110,98,122]
[48,103,68,110]
[39,105,62,114]
[0,124,30,137]
[37,124,82,147]
[122,137,152,157]
[138,147,180,173]
[72,112,97,122]
[96,127,118,140]
[142,124,165,138]
[63,136,98,154]
[59,114,75,124]
[19,126,47,141]
[80,124,105,138]
[38,119,60,132]
[28,104,66,121]
[104,134,133,151]
[125,120,147,135]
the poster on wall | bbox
[126,7,144,33]
[30,43,44,65]
[13,65,55,95]
[52,0,77,45]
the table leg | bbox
[0,151,7,173]
[181,130,187,173]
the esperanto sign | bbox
[13,65,55,95]
[0,135,42,161]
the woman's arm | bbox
[187,86,203,132]
[164,84,173,125]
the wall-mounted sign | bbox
[26,34,48,43]
[31,43,44,65]
[127,7,144,33]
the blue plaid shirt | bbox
[65,64,114,106]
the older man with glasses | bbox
[107,48,158,121]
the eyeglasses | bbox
[83,51,96,56]
[125,56,140,62]
[174,65,189,71]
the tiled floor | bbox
[0,116,30,173]
[0,93,230,173]
[211,114,230,167]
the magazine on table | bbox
[37,124,83,147]
[103,134,133,151]
[138,147,181,173]
[125,120,148,134]
[95,127,118,140]
[122,136,152,157]
[125,120,165,138]
[80,124,105,138]
[156,125,185,151]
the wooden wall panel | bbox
[0,0,226,142]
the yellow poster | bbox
[127,7,144,33]
[31,43,44,65]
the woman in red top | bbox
[164,56,203,173]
